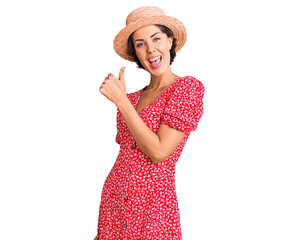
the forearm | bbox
[115,95,162,163]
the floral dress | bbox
[96,76,205,240]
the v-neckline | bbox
[135,76,186,115]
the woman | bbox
[96,6,205,240]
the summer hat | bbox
[113,6,187,61]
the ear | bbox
[168,36,173,50]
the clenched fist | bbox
[99,67,127,106]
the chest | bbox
[135,89,167,114]
[117,91,168,139]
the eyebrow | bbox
[135,32,161,42]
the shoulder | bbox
[179,75,204,87]
[126,87,142,102]
[171,76,205,95]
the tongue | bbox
[151,58,160,66]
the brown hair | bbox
[127,24,177,69]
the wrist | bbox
[115,94,129,109]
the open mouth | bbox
[148,56,162,69]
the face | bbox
[132,25,173,76]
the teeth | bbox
[149,56,161,62]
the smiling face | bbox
[132,25,173,76]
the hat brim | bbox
[113,15,187,62]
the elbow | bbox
[150,152,169,164]
[147,137,171,164]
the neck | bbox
[148,68,180,91]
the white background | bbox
[0,0,293,239]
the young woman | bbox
[96,6,205,240]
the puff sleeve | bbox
[160,77,205,134]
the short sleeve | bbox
[160,77,205,134]
[115,108,121,145]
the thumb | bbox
[119,66,126,80]
[119,66,126,92]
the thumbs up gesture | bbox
[99,67,127,106]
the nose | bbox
[146,42,155,54]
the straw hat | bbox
[113,6,187,61]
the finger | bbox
[99,84,110,94]
[119,66,126,92]
[119,66,126,81]
[108,73,114,79]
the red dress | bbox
[97,76,205,239]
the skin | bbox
[99,25,185,165]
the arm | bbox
[116,96,185,164]
[99,67,186,164]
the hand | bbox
[99,67,127,106]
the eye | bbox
[154,37,160,41]
[136,42,144,48]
